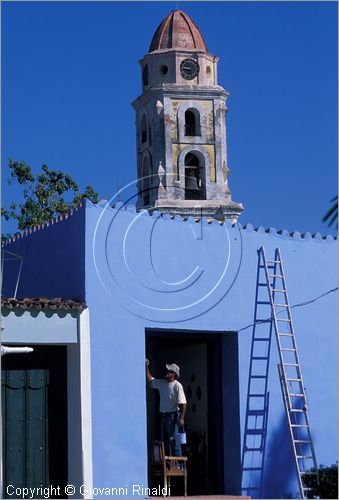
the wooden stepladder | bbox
[242,247,318,499]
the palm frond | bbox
[323,195,338,228]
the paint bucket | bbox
[178,427,187,445]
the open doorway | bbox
[145,329,241,496]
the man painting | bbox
[146,358,187,456]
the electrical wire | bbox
[238,286,338,333]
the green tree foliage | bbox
[303,463,338,499]
[2,159,99,237]
[323,195,338,229]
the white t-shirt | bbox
[150,378,187,413]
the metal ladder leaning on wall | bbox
[261,246,319,498]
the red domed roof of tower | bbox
[149,10,208,53]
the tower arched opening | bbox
[142,157,151,206]
[184,109,201,137]
[141,115,147,143]
[184,152,206,200]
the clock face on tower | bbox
[180,58,200,80]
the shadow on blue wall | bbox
[242,248,274,497]
[262,412,298,499]
[2,207,85,301]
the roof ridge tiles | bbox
[3,199,337,246]
[1,297,87,311]
[93,199,338,242]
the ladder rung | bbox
[254,338,270,341]
[266,260,281,264]
[290,409,305,412]
[246,429,264,435]
[279,333,293,337]
[297,455,314,459]
[276,318,291,322]
[251,375,266,379]
[257,301,271,305]
[253,356,269,360]
[291,424,309,428]
[272,288,286,292]
[269,274,283,278]
[257,283,267,287]
[273,303,289,307]
[294,440,311,443]
[286,378,302,382]
[281,348,296,351]
[289,393,304,397]
[242,467,262,471]
[300,471,317,475]
[244,447,262,452]
[247,410,265,416]
[249,394,266,398]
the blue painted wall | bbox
[1,307,78,344]
[2,206,85,301]
[86,200,337,498]
[2,200,337,498]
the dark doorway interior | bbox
[1,346,68,498]
[145,329,241,496]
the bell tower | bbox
[132,10,243,221]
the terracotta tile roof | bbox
[1,297,86,311]
[149,10,208,52]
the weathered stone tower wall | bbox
[132,10,243,222]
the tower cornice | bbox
[132,86,229,110]
[139,50,219,63]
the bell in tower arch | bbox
[186,169,200,191]
[185,167,202,200]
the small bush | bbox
[303,463,338,499]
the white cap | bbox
[166,363,180,378]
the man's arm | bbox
[178,404,186,427]
[145,358,153,383]
[177,383,187,427]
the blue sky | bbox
[2,1,338,235]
